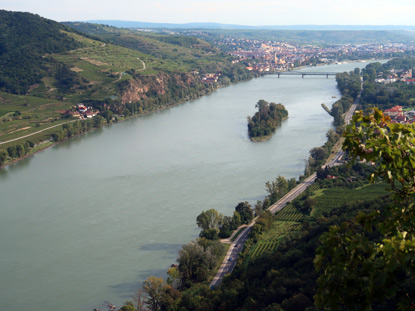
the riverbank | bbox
[250,134,272,142]
[0,75,258,168]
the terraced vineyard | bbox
[274,183,320,221]
[245,221,299,266]
[311,182,388,217]
[251,241,278,259]
[274,204,303,221]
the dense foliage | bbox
[196,202,254,240]
[0,140,34,165]
[0,10,83,94]
[303,129,340,176]
[335,69,362,99]
[361,57,415,109]
[247,100,288,139]
[314,109,415,310]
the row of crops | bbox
[245,183,320,265]
[251,241,279,259]
[274,205,303,221]
[274,183,320,221]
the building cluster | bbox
[384,105,415,124]
[215,37,415,73]
[66,104,99,119]
[375,69,414,84]
[229,41,309,72]
[201,73,219,83]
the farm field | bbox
[0,92,73,144]
[274,204,304,222]
[274,183,319,222]
[247,221,299,263]
[311,182,388,217]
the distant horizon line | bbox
[78,20,415,30]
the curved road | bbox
[210,80,362,288]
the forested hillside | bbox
[0,10,84,94]
[0,11,253,166]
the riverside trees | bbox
[196,209,223,240]
[196,202,254,240]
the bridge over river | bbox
[275,71,338,78]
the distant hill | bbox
[199,29,415,44]
[0,10,84,94]
[0,13,253,153]
[85,20,415,31]
[81,20,415,45]
[63,22,238,73]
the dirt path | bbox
[0,120,77,145]
[137,58,146,71]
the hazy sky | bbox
[2,0,415,25]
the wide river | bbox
[0,61,381,311]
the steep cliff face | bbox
[120,73,201,104]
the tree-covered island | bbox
[247,99,288,142]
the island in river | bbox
[247,99,288,142]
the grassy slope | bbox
[311,182,388,218]
[64,23,236,73]
[0,19,235,148]
[243,177,388,267]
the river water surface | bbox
[0,61,382,311]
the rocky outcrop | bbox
[120,73,200,104]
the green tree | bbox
[93,115,104,128]
[143,276,165,311]
[314,109,415,310]
[266,175,294,203]
[218,215,233,238]
[309,146,327,163]
[177,240,217,283]
[160,285,181,311]
[196,209,223,239]
[232,211,242,228]
[16,144,25,157]
[101,110,113,123]
[166,266,181,289]
[7,146,17,158]
[119,301,136,311]
[0,150,8,165]
[235,201,253,224]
